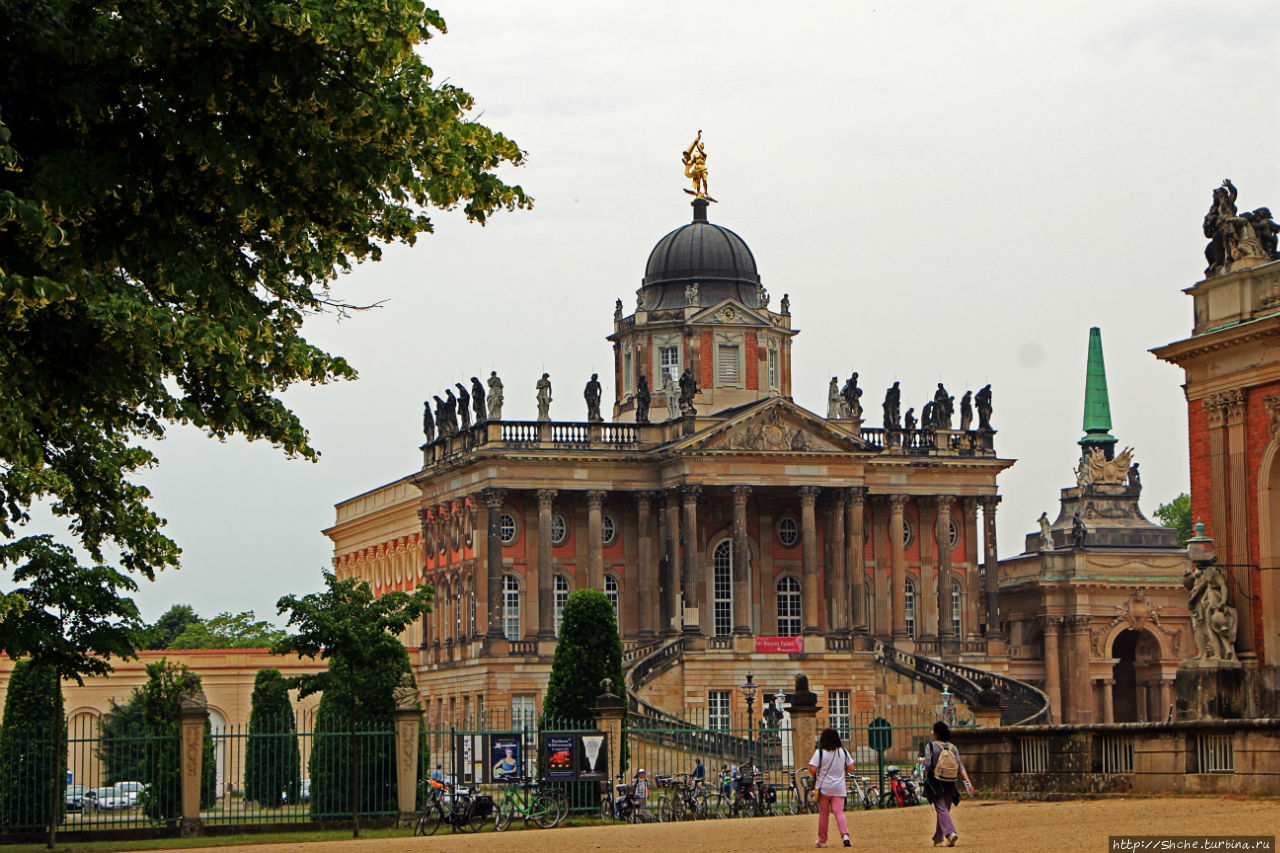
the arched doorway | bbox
[1111,629,1162,722]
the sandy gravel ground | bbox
[144,797,1279,853]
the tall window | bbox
[660,345,681,384]
[623,349,633,394]
[503,575,521,640]
[952,580,962,638]
[828,690,851,739]
[767,347,779,390]
[717,344,740,386]
[713,540,733,637]
[777,576,801,636]
[511,694,537,732]
[604,575,620,626]
[554,574,570,635]
[708,690,731,731]
[865,580,876,633]
[905,578,916,640]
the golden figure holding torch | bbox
[682,130,714,201]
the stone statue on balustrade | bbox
[614,298,623,323]
[883,381,901,430]
[959,391,973,432]
[1037,512,1053,551]
[536,373,553,422]
[827,377,846,419]
[841,372,863,421]
[635,374,651,424]
[1070,513,1087,550]
[433,395,450,436]
[455,382,472,431]
[1127,462,1141,492]
[470,377,486,424]
[975,384,993,431]
[678,368,699,418]
[663,372,678,419]
[757,285,770,309]
[903,407,917,434]
[584,373,603,422]
[486,371,504,420]
[921,401,935,431]
[1184,561,1239,663]
[443,389,459,435]
[780,293,790,315]
[934,383,952,429]
[422,401,436,443]
[1203,179,1280,277]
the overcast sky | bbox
[77,1,1279,626]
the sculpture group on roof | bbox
[423,374,502,442]
[1203,179,1279,278]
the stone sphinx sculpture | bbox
[1184,562,1239,663]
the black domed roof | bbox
[643,200,760,289]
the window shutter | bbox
[718,345,739,385]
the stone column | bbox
[1101,678,1115,724]
[799,486,821,635]
[586,490,607,590]
[962,497,982,637]
[936,495,956,643]
[846,489,867,633]
[1222,391,1255,656]
[829,490,848,635]
[592,682,627,783]
[393,702,421,826]
[980,496,1003,639]
[483,488,507,640]
[731,485,752,635]
[1067,615,1094,723]
[889,495,909,641]
[663,489,682,634]
[1041,616,1063,723]
[871,497,890,637]
[636,491,656,636]
[535,489,557,639]
[918,498,937,640]
[417,508,433,646]
[681,485,702,632]
[178,688,208,836]
[1159,679,1174,723]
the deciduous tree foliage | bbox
[244,668,300,808]
[541,590,626,726]
[140,605,201,651]
[1154,493,1192,547]
[0,659,64,831]
[0,0,528,604]
[170,610,286,650]
[273,572,431,835]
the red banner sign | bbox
[754,635,803,654]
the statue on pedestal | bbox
[959,390,973,432]
[975,384,993,431]
[827,377,846,419]
[682,130,711,200]
[933,383,952,429]
[422,401,435,443]
[903,407,917,434]
[635,374,651,424]
[841,372,863,420]
[1203,179,1279,277]
[921,401,935,431]
[1184,562,1239,662]
[1127,462,1141,491]
[1070,513,1087,550]
[678,368,699,418]
[584,373,603,422]
[663,372,678,419]
[433,395,449,436]
[470,377,487,424]
[1037,512,1053,551]
[685,281,700,307]
[883,381,901,430]
[536,373,553,422]
[486,371,504,420]
[614,298,623,323]
[780,293,790,315]
[455,382,471,431]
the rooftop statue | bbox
[841,372,864,420]
[470,376,487,424]
[1085,446,1133,486]
[681,130,713,201]
[827,377,845,419]
[959,390,973,432]
[975,384,993,431]
[422,401,436,443]
[678,368,699,418]
[536,373,553,422]
[1203,179,1279,277]
[455,382,471,431]
[883,381,901,431]
[486,371,504,420]
[584,373,603,422]
[635,374,651,424]
[1037,512,1053,551]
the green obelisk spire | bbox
[1078,326,1117,459]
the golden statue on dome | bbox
[682,130,716,202]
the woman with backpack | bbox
[807,727,856,848]
[923,721,973,847]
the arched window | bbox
[713,540,733,637]
[503,575,521,641]
[951,579,962,638]
[604,575,620,627]
[777,576,801,637]
[601,514,617,547]
[777,517,799,547]
[499,512,518,545]
[905,578,917,640]
[551,513,568,545]
[554,574,571,636]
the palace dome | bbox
[639,199,764,310]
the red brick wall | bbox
[1187,398,1212,538]
[745,331,759,391]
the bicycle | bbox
[729,771,775,818]
[656,773,727,821]
[601,774,656,823]
[786,768,815,815]
[415,780,498,835]
[496,777,560,830]
[846,772,876,810]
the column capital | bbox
[1037,614,1064,629]
[680,484,703,502]
[888,494,909,511]
[730,485,752,502]
[798,485,821,505]
[979,494,1002,509]
[585,489,608,508]
[846,486,868,505]
[934,494,955,512]
[536,488,558,508]
[481,487,507,509]
[1065,614,1094,628]
[634,490,658,509]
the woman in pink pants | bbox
[808,727,856,848]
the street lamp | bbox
[740,673,758,766]
[939,686,956,727]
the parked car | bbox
[280,779,311,805]
[84,786,134,811]
[113,781,148,798]
[65,784,89,812]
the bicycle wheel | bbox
[547,788,569,826]
[466,799,493,832]
[670,792,687,822]
[496,797,515,831]
[700,792,728,819]
[879,790,898,808]
[415,802,445,836]
[655,794,670,822]
[531,793,559,829]
[802,786,815,814]
[600,796,613,822]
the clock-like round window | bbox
[948,518,959,548]
[499,512,518,545]
[902,518,914,547]
[601,513,617,546]
[551,513,568,545]
[777,516,799,548]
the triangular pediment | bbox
[687,298,775,327]
[671,397,878,454]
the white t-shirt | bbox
[808,748,853,797]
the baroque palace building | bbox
[325,194,1019,727]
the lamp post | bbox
[939,686,956,728]
[740,673,758,767]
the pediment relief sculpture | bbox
[702,408,838,452]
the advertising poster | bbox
[577,733,608,779]
[454,733,485,784]
[490,733,522,782]
[544,734,576,780]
